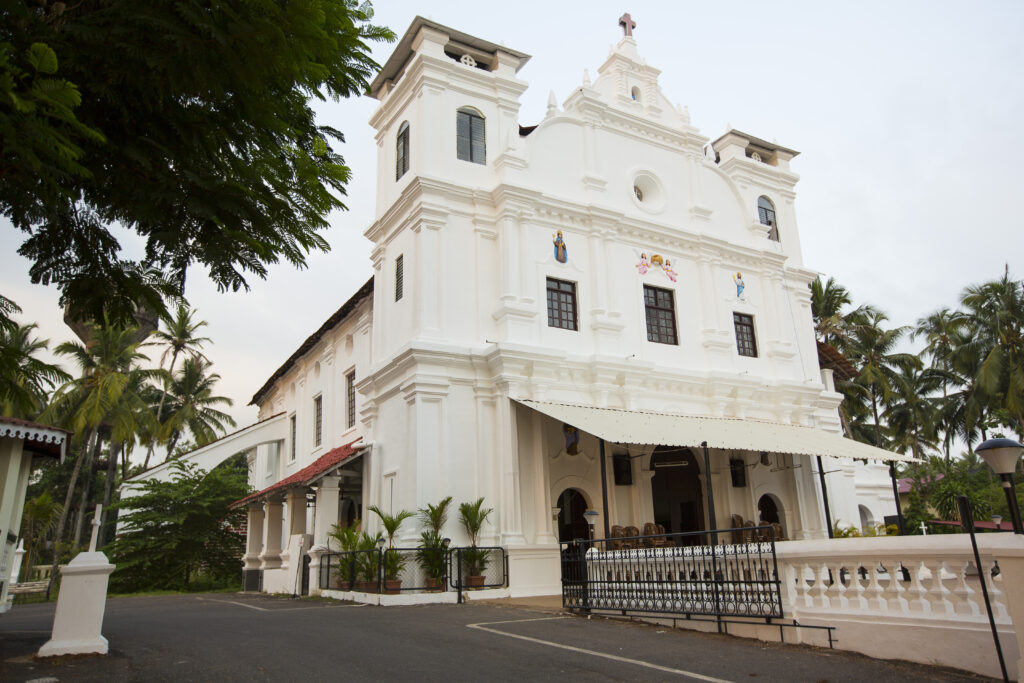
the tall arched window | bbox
[757,196,779,241]
[395,121,409,180]
[456,107,485,164]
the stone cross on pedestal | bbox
[89,504,103,552]
[919,521,928,536]
[619,13,636,37]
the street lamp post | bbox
[583,509,599,542]
[976,438,1023,535]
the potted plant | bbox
[417,497,452,591]
[327,521,363,590]
[458,497,493,588]
[329,521,383,591]
[369,505,414,594]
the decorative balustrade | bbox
[774,535,1009,624]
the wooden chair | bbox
[770,522,786,542]
[730,514,745,544]
[609,525,625,550]
[642,522,669,548]
[622,525,640,549]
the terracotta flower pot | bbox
[424,577,445,592]
[384,579,402,594]
[467,575,486,589]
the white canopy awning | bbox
[515,399,916,463]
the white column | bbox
[260,499,283,569]
[313,476,341,549]
[243,505,264,571]
[497,397,525,545]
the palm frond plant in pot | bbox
[370,505,414,594]
[327,522,363,590]
[458,497,493,589]
[416,496,452,591]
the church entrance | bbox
[650,446,705,544]
[556,488,590,542]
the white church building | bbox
[134,15,912,597]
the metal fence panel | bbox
[561,526,783,621]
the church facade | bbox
[209,16,908,597]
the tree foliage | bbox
[108,456,250,592]
[2,0,394,324]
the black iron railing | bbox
[561,525,782,622]
[319,546,508,595]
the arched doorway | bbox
[758,494,779,524]
[859,504,875,533]
[650,447,705,543]
[556,488,590,542]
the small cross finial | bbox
[619,13,636,37]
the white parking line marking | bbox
[467,617,733,682]
[198,597,365,612]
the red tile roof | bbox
[231,439,363,508]
[897,473,944,494]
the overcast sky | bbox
[2,1,1022,430]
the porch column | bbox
[243,504,265,571]
[260,498,283,569]
[280,489,307,568]
[313,476,341,549]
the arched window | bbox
[456,107,485,164]
[757,196,779,241]
[395,121,409,180]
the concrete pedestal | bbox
[38,551,115,657]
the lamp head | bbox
[977,438,1023,475]
[582,509,599,527]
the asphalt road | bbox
[0,593,997,682]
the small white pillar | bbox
[38,508,114,658]
[9,538,25,584]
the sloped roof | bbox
[0,416,71,459]
[817,341,858,381]
[231,439,363,508]
[250,277,373,407]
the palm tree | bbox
[810,276,852,348]
[883,364,940,460]
[959,267,1024,436]
[143,305,211,468]
[41,319,158,594]
[18,490,63,582]
[158,357,235,460]
[0,318,70,419]
[845,310,920,448]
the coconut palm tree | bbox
[845,310,920,448]
[18,490,63,582]
[959,267,1024,436]
[884,364,940,461]
[0,317,70,419]
[41,319,159,594]
[158,357,235,460]
[143,305,211,468]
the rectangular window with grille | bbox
[546,277,578,331]
[396,123,409,180]
[734,312,758,357]
[313,395,322,447]
[346,371,356,429]
[289,414,297,461]
[395,254,404,302]
[456,109,486,164]
[643,285,677,345]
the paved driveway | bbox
[0,594,996,682]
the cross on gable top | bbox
[619,12,636,37]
